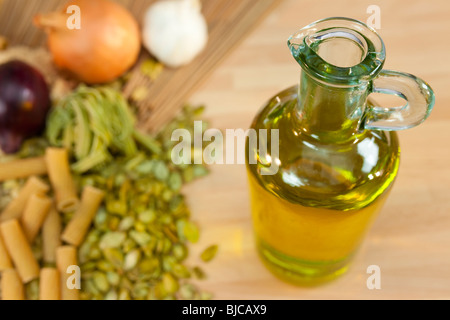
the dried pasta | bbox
[0,156,47,182]
[42,205,62,264]
[39,268,60,300]
[45,148,79,212]
[20,193,52,242]
[0,219,40,283]
[0,232,12,271]
[0,176,49,222]
[1,269,25,300]
[61,186,105,246]
[56,246,80,300]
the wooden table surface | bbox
[184,0,450,299]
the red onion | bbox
[0,60,50,154]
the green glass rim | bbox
[288,17,386,86]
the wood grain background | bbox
[185,0,450,299]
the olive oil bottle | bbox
[246,18,434,285]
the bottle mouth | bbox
[288,17,386,86]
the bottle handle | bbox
[361,70,435,131]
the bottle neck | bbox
[296,71,369,142]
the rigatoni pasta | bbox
[1,269,25,300]
[42,205,62,264]
[45,148,79,213]
[20,193,52,243]
[0,176,49,222]
[56,246,80,300]
[0,156,47,182]
[61,186,105,246]
[0,219,40,283]
[39,268,60,300]
[0,232,12,271]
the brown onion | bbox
[34,0,141,84]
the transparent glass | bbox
[246,17,435,285]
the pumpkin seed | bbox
[122,238,137,253]
[200,291,213,300]
[172,244,188,261]
[97,260,114,272]
[134,221,147,233]
[140,58,163,80]
[106,199,127,216]
[81,271,93,280]
[162,256,177,272]
[172,263,191,279]
[162,273,179,295]
[118,216,135,231]
[99,232,126,249]
[132,283,149,299]
[118,288,131,300]
[192,266,206,280]
[86,230,101,244]
[102,248,124,269]
[200,245,219,262]
[25,279,39,300]
[94,208,108,229]
[105,289,118,300]
[81,261,97,273]
[120,277,133,291]
[106,272,121,287]
[108,216,121,231]
[84,279,100,296]
[142,240,156,257]
[193,165,209,178]
[168,172,183,191]
[129,230,152,246]
[138,210,156,223]
[135,160,155,174]
[93,272,110,292]
[138,258,159,273]
[124,249,141,271]
[182,167,194,183]
[153,161,169,181]
[89,246,102,260]
[131,86,149,102]
[183,221,200,243]
[80,292,91,300]
[79,242,92,264]
[179,283,196,300]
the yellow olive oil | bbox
[246,86,400,285]
[248,172,391,285]
[246,17,434,286]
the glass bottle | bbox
[246,17,435,285]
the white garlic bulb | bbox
[142,0,208,68]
